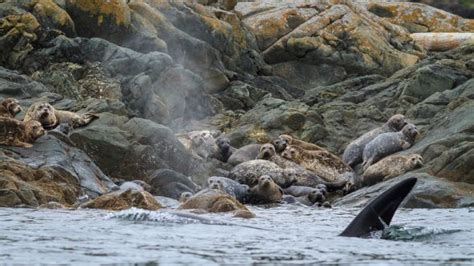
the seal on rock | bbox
[282,145,353,183]
[284,184,328,197]
[179,189,254,218]
[179,192,193,203]
[247,175,283,204]
[361,154,423,186]
[0,117,45,148]
[279,134,325,151]
[227,144,261,166]
[362,123,419,170]
[0,98,21,118]
[212,136,236,162]
[228,159,296,188]
[23,102,98,129]
[207,176,250,203]
[342,114,407,167]
[256,143,301,169]
[295,189,326,206]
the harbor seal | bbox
[282,145,353,183]
[212,136,236,163]
[0,98,21,118]
[179,192,193,203]
[256,143,301,169]
[23,102,98,129]
[207,176,250,203]
[274,134,325,153]
[361,154,423,186]
[0,117,45,148]
[179,189,254,218]
[295,188,326,206]
[228,159,296,188]
[284,184,328,197]
[342,114,407,167]
[362,123,419,170]
[227,144,261,166]
[247,175,283,204]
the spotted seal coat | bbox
[362,123,419,170]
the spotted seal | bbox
[0,117,45,148]
[361,154,423,187]
[282,145,354,184]
[247,175,283,204]
[179,189,254,218]
[228,159,296,188]
[23,102,98,130]
[342,114,407,167]
[0,98,21,118]
[227,144,261,166]
[207,176,250,203]
[362,123,419,170]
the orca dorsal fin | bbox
[340,177,417,237]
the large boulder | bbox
[0,160,80,207]
[1,135,117,197]
[236,0,424,87]
[368,2,474,33]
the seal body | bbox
[362,154,423,186]
[213,137,236,162]
[284,184,327,197]
[227,144,261,166]
[282,145,353,183]
[0,98,22,118]
[342,114,407,167]
[207,176,250,203]
[0,117,45,148]
[179,189,252,215]
[296,189,326,206]
[247,175,283,204]
[228,159,295,188]
[23,102,98,129]
[278,134,324,152]
[362,123,418,170]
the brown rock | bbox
[31,0,76,36]
[80,188,162,211]
[0,161,80,208]
[368,2,474,33]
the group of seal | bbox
[0,98,98,148]
[342,114,422,189]
[176,113,424,216]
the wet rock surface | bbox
[0,0,473,210]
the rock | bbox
[70,114,202,180]
[80,188,162,211]
[367,2,474,33]
[1,134,117,198]
[148,169,201,199]
[31,0,76,36]
[238,0,424,78]
[333,174,474,208]
[0,160,81,207]
[0,12,40,68]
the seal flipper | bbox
[339,177,417,237]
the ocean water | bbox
[0,206,473,264]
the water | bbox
[0,206,473,264]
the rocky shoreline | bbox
[0,0,473,212]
